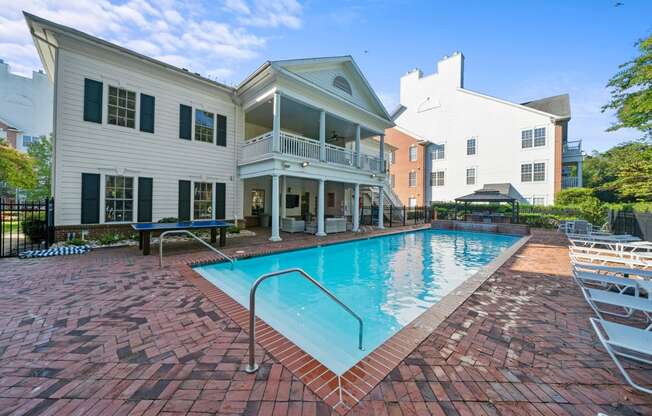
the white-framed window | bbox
[467,138,476,155]
[521,127,546,148]
[533,162,546,181]
[409,145,417,161]
[433,144,445,160]
[532,196,545,206]
[195,109,214,143]
[0,128,6,139]
[390,174,396,188]
[534,127,546,147]
[431,170,445,187]
[408,197,417,208]
[521,129,533,148]
[108,86,136,128]
[389,150,396,164]
[193,182,213,219]
[521,163,533,182]
[521,162,546,182]
[22,135,36,147]
[466,168,476,185]
[408,170,417,187]
[105,175,134,222]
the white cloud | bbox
[0,0,303,83]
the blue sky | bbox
[1,0,651,152]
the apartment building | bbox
[391,52,582,206]
[25,13,394,240]
[384,127,426,207]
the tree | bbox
[602,34,652,140]
[582,141,652,202]
[24,135,52,200]
[0,139,36,190]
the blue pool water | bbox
[194,229,520,375]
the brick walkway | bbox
[0,229,651,415]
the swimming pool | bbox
[194,229,520,375]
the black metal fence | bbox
[1,198,54,257]
[360,205,434,227]
[609,210,652,242]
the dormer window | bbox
[333,76,352,95]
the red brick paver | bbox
[1,228,651,415]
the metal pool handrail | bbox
[245,267,364,373]
[159,229,234,268]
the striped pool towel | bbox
[19,245,91,259]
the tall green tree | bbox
[602,34,652,140]
[0,139,36,190]
[24,135,52,200]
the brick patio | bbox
[1,228,651,415]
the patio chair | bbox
[572,266,648,295]
[567,233,641,245]
[590,318,652,394]
[582,287,652,326]
[573,262,652,281]
[569,247,652,270]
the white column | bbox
[352,183,360,232]
[377,184,384,229]
[319,110,326,162]
[316,178,326,236]
[280,176,287,218]
[270,174,282,241]
[272,92,281,152]
[577,161,583,187]
[379,134,385,172]
[355,125,361,168]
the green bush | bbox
[554,188,597,205]
[21,218,47,242]
[97,232,125,245]
[227,226,240,234]
[158,217,178,223]
[517,213,560,229]
[65,237,87,246]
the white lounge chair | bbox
[567,233,640,244]
[573,269,648,294]
[582,287,652,326]
[569,247,652,270]
[590,318,652,394]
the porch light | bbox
[302,161,310,168]
[370,173,376,178]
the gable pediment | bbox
[273,57,390,121]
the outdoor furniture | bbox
[582,287,652,324]
[569,246,652,269]
[281,217,305,233]
[131,220,232,255]
[304,217,347,234]
[567,233,641,244]
[590,318,652,394]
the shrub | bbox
[555,188,597,205]
[227,226,240,234]
[66,237,87,246]
[517,213,559,229]
[21,218,47,243]
[97,232,125,245]
[158,217,178,223]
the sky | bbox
[1,0,651,152]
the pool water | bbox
[194,229,520,375]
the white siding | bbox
[54,39,239,225]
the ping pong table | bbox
[131,220,232,255]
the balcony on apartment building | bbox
[561,139,583,188]
[242,130,387,174]
[563,139,582,160]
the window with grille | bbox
[521,130,533,148]
[522,128,546,148]
[409,145,417,161]
[408,171,417,187]
[466,168,476,185]
[105,175,133,222]
[534,127,546,146]
[532,196,545,205]
[195,109,214,143]
[521,164,533,182]
[193,182,213,219]
[533,162,546,181]
[108,86,136,128]
[431,170,445,187]
[467,138,476,155]
[433,144,445,160]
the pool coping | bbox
[177,228,531,414]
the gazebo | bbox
[454,184,521,223]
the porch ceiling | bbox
[245,95,378,142]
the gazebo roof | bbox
[455,183,521,203]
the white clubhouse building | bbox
[25,13,395,241]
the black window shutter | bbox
[140,94,155,133]
[179,104,192,140]
[178,180,191,221]
[83,79,103,123]
[216,114,227,147]
[215,182,226,219]
[81,173,100,224]
[137,177,153,222]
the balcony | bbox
[562,176,579,188]
[242,131,387,174]
[563,140,582,160]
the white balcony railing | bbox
[563,140,582,157]
[562,176,579,188]
[242,130,385,173]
